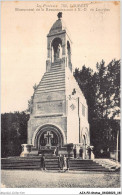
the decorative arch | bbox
[32,124,66,149]
[51,37,62,62]
[80,127,90,146]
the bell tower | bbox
[46,12,72,72]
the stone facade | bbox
[21,13,92,158]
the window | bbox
[82,104,85,117]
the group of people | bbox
[40,147,93,170]
[40,154,69,171]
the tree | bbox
[95,59,120,120]
[1,112,29,157]
[74,59,120,160]
[74,65,97,122]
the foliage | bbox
[27,83,37,113]
[1,112,29,157]
[74,65,97,123]
[74,59,120,155]
[95,59,120,119]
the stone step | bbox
[41,78,65,84]
[50,69,64,73]
[69,166,107,169]
[45,162,59,165]
[69,163,104,166]
[1,157,41,161]
[41,73,65,79]
[43,70,65,75]
[69,159,110,172]
[45,167,59,170]
[69,166,106,169]
[38,81,65,88]
[35,88,65,94]
[44,70,65,76]
[51,67,62,71]
[1,163,40,167]
[69,168,110,172]
[93,159,120,171]
[51,60,62,65]
[38,83,65,91]
[51,64,62,68]
[70,160,93,163]
[45,156,59,158]
[41,77,65,84]
[45,165,59,168]
[1,157,114,172]
[45,158,59,161]
[36,87,65,93]
[2,166,41,170]
[2,158,40,161]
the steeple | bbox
[46,12,72,72]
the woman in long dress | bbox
[58,154,64,170]
[63,155,67,170]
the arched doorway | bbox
[81,127,90,159]
[33,124,64,154]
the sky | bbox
[1,1,120,113]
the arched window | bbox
[51,38,62,62]
[67,41,71,64]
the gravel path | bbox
[1,170,120,188]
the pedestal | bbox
[20,144,33,157]
[76,145,80,158]
[90,146,95,159]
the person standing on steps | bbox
[63,155,67,171]
[67,157,69,171]
[40,154,46,170]
[58,154,64,170]
[79,147,83,159]
[73,146,76,158]
[88,147,91,159]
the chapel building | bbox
[21,13,92,159]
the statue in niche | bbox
[57,44,61,59]
[54,44,61,61]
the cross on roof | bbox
[57,12,62,19]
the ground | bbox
[1,170,120,188]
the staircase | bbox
[1,156,59,170]
[1,156,41,170]
[35,60,65,94]
[93,159,120,172]
[2,156,118,172]
[69,159,110,172]
[45,156,59,170]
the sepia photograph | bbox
[1,1,121,193]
